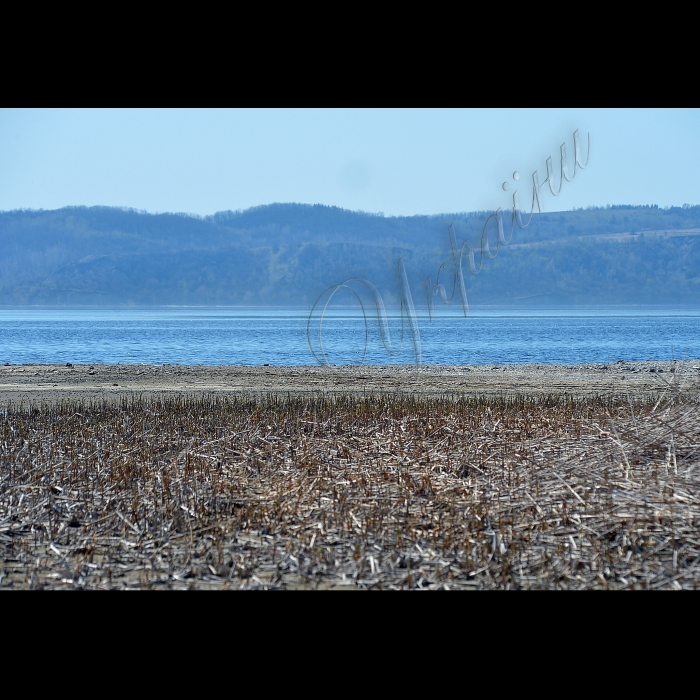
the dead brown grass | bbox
[2,383,699,589]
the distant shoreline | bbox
[3,304,700,309]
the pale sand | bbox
[1,359,699,404]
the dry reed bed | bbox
[1,385,699,589]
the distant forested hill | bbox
[0,203,698,306]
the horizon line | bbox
[1,202,697,220]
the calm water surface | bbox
[0,307,698,366]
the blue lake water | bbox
[0,307,699,366]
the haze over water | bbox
[1,307,699,367]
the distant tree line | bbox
[0,203,698,307]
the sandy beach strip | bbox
[1,359,699,404]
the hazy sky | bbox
[0,108,697,217]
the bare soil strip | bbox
[1,360,699,405]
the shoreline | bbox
[2,359,698,404]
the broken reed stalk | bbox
[1,387,699,589]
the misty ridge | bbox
[0,203,699,307]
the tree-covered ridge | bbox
[0,203,698,306]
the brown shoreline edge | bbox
[2,362,700,589]
[2,360,699,405]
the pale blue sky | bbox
[0,108,697,217]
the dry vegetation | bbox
[2,381,700,589]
